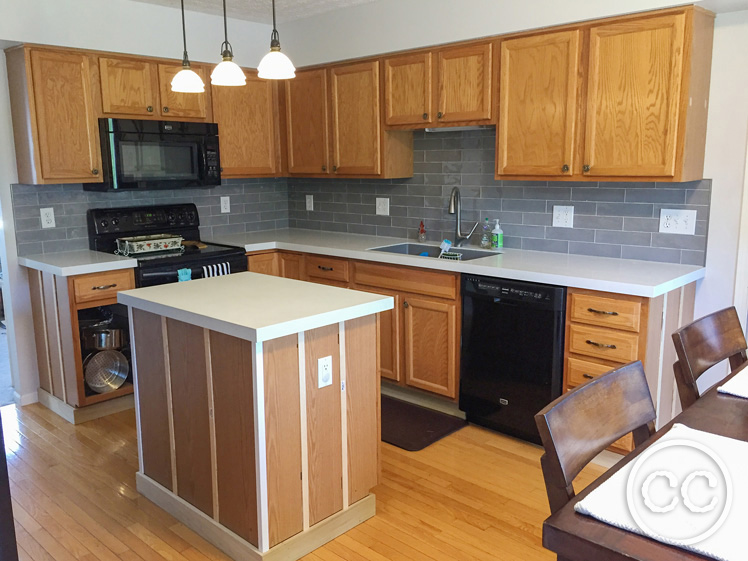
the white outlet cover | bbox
[659,209,697,235]
[318,355,333,388]
[40,207,56,229]
[306,194,314,211]
[376,197,390,216]
[220,196,230,213]
[552,205,574,228]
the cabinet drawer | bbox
[353,261,457,300]
[72,270,134,304]
[570,293,642,332]
[305,255,349,283]
[568,324,639,363]
[567,356,616,388]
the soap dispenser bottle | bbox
[491,219,503,249]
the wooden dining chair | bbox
[534,361,656,516]
[672,306,748,410]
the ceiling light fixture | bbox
[257,0,296,80]
[211,0,246,86]
[171,0,205,93]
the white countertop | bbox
[118,271,393,342]
[212,229,705,298]
[18,250,137,276]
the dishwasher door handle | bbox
[585,339,617,350]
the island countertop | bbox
[117,271,393,342]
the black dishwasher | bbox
[459,275,565,444]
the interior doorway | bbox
[0,271,12,407]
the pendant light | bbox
[171,0,205,93]
[257,0,296,80]
[211,0,246,86]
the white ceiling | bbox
[127,0,379,23]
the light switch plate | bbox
[659,208,697,235]
[40,207,55,229]
[318,355,333,388]
[220,196,230,213]
[376,197,390,216]
[306,195,314,211]
[552,205,574,228]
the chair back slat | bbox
[535,361,655,514]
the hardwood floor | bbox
[1,402,606,561]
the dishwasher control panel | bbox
[465,275,559,304]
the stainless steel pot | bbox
[81,327,124,351]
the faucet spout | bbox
[447,187,479,247]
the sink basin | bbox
[368,243,499,262]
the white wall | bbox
[0,0,271,403]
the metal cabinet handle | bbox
[147,106,154,112]
[583,164,591,173]
[437,111,443,118]
[583,373,595,380]
[163,106,170,113]
[333,165,338,172]
[322,165,327,172]
[318,266,334,272]
[587,307,619,316]
[92,169,99,175]
[562,164,569,173]
[585,339,616,349]
[422,113,428,120]
[92,283,117,290]
[403,301,409,308]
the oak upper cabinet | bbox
[212,70,279,177]
[384,53,433,126]
[157,63,210,119]
[436,43,493,124]
[583,14,685,178]
[99,57,158,116]
[497,31,581,176]
[285,68,331,175]
[6,46,102,184]
[330,61,381,175]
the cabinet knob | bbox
[561,164,569,173]
[147,106,154,112]
[163,106,170,113]
[92,168,99,175]
[583,164,591,173]
[583,373,594,380]
[322,165,327,172]
[437,111,443,119]
[220,167,224,172]
[403,301,409,308]
[422,113,428,120]
[333,165,338,172]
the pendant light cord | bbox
[270,0,280,48]
[180,0,189,65]
[220,0,232,57]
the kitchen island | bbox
[117,272,393,561]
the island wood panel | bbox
[131,309,173,491]
[285,68,330,175]
[28,271,53,395]
[157,63,209,119]
[436,43,493,123]
[384,52,433,126]
[210,331,259,545]
[40,272,66,401]
[497,30,580,176]
[304,324,343,526]
[98,57,157,116]
[166,318,213,517]
[344,317,378,505]
[263,334,303,547]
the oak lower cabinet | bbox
[247,251,303,279]
[6,46,103,184]
[26,267,137,423]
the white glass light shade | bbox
[211,59,247,86]
[257,49,296,80]
[171,67,205,93]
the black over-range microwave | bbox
[84,118,221,192]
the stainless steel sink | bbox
[368,243,499,261]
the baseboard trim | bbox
[37,388,134,424]
[137,473,376,561]
[15,391,38,406]
[381,382,466,419]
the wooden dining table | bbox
[543,361,748,561]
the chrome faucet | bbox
[448,187,479,247]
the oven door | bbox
[137,253,248,287]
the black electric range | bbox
[87,203,247,287]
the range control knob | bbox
[100,219,108,228]
[177,213,185,221]
[111,217,119,226]
[186,211,196,222]
[167,213,176,222]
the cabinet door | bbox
[584,14,685,177]
[330,61,381,175]
[158,63,209,119]
[285,69,330,175]
[248,253,280,276]
[436,43,493,123]
[278,252,302,280]
[497,31,580,176]
[353,286,401,383]
[212,71,278,176]
[403,296,457,398]
[29,50,102,182]
[384,53,433,126]
[99,57,158,116]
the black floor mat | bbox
[381,395,467,451]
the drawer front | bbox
[73,270,135,304]
[305,255,350,283]
[353,261,457,300]
[570,292,642,332]
[567,356,616,388]
[568,324,639,363]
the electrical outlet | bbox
[659,208,697,235]
[306,195,314,211]
[318,355,333,389]
[552,205,574,228]
[220,196,230,213]
[40,207,55,229]
[376,197,390,216]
